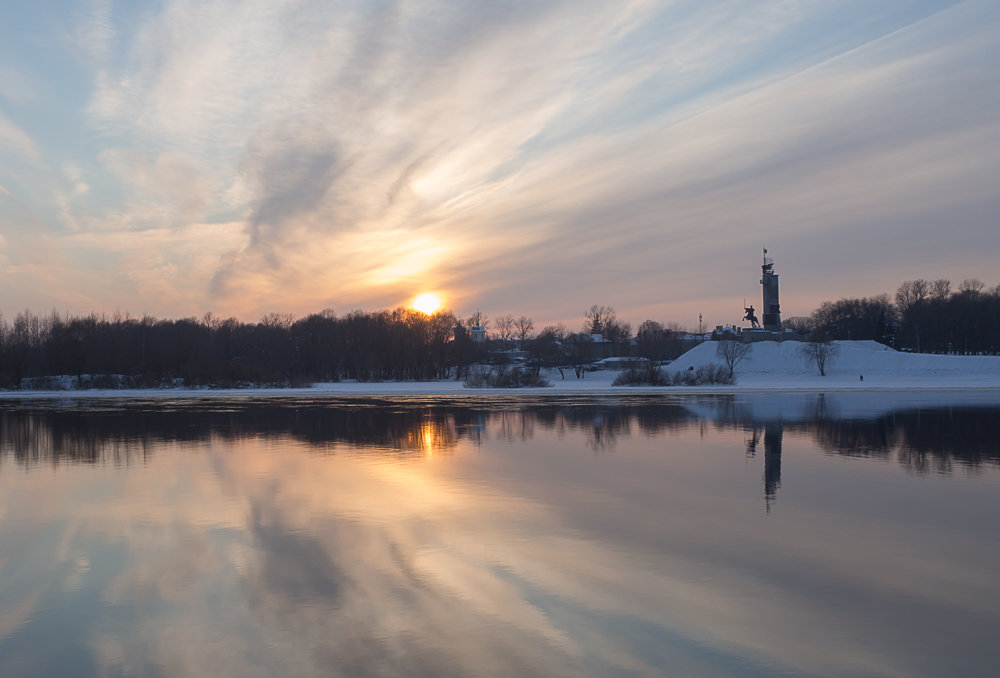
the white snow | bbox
[0,341,997,399]
[670,339,1000,390]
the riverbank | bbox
[1,340,997,398]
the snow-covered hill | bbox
[670,340,1000,389]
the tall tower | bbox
[760,247,781,331]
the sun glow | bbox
[410,292,444,315]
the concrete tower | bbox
[760,247,781,331]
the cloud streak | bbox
[0,0,996,325]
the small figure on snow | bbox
[743,305,760,328]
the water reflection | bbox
[683,393,1000,475]
[3,394,999,474]
[745,423,784,512]
[0,397,697,466]
[1,394,999,676]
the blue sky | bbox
[1,0,997,329]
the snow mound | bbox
[671,340,1000,388]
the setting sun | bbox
[410,292,444,315]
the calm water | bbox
[1,392,999,678]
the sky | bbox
[1,0,997,331]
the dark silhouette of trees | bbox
[893,278,999,354]
[583,304,614,335]
[810,294,896,344]
[529,325,565,378]
[493,314,515,347]
[583,304,630,342]
[3,273,997,390]
[0,307,461,389]
[811,276,999,355]
[515,316,534,345]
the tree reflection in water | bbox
[1,394,998,480]
[1,393,999,677]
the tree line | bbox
[0,303,678,389]
[0,308,462,388]
[0,274,996,389]
[808,278,1000,354]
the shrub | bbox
[612,364,670,386]
[666,363,733,386]
[464,365,550,388]
[695,364,733,384]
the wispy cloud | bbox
[1,0,996,323]
[0,111,43,167]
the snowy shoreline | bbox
[1,340,998,399]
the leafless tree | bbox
[515,316,534,344]
[583,304,616,335]
[466,310,489,331]
[494,314,515,345]
[958,278,985,296]
[800,338,840,376]
[895,280,929,313]
[896,280,930,352]
[636,320,669,367]
[930,279,952,301]
[715,340,751,378]
[261,312,295,329]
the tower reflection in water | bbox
[745,422,783,512]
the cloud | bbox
[0,112,43,167]
[0,0,993,322]
[98,148,217,229]
[57,221,246,317]
[73,0,117,64]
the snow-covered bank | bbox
[0,341,997,399]
[668,339,1000,390]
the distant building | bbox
[712,325,742,340]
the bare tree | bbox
[895,280,929,313]
[261,312,295,329]
[494,314,515,345]
[603,319,632,343]
[930,279,952,301]
[466,310,489,330]
[583,305,616,335]
[896,280,930,353]
[201,311,221,329]
[636,320,669,367]
[515,316,534,344]
[715,340,751,378]
[958,278,985,296]
[800,338,840,376]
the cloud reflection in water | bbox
[0,394,998,677]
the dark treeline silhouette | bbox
[0,305,654,389]
[0,308,465,388]
[1,275,997,390]
[810,278,1000,354]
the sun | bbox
[410,292,444,315]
